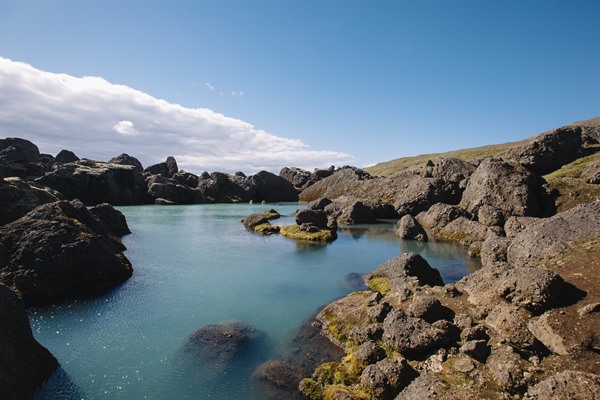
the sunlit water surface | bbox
[30,203,479,399]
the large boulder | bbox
[422,157,477,189]
[507,201,600,268]
[459,157,555,220]
[0,200,133,304]
[36,159,150,205]
[0,178,66,226]
[89,203,131,236]
[0,284,58,400]
[364,253,444,292]
[509,125,590,175]
[146,174,207,205]
[360,356,418,399]
[458,265,564,315]
[393,175,460,217]
[143,156,178,178]
[248,170,299,203]
[382,309,449,359]
[416,203,470,233]
[526,370,600,400]
[108,153,144,174]
[54,149,79,165]
[396,215,428,242]
[0,138,46,179]
[299,167,373,202]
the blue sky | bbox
[1,0,599,174]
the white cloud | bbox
[113,120,138,136]
[0,58,355,174]
[205,82,216,91]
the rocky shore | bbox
[1,117,599,398]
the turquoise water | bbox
[30,203,479,399]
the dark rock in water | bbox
[184,320,264,366]
[295,209,329,230]
[54,149,79,164]
[416,203,470,234]
[253,360,306,400]
[0,178,66,226]
[173,171,200,188]
[307,197,333,211]
[341,272,368,291]
[143,156,178,178]
[526,370,600,399]
[282,312,345,373]
[365,253,444,291]
[241,213,279,234]
[0,200,133,305]
[37,159,150,205]
[108,153,144,174]
[146,174,207,205]
[396,214,428,241]
[510,125,589,175]
[0,283,58,400]
[89,203,131,236]
[249,170,299,203]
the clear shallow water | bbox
[30,203,479,400]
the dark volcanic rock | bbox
[299,167,373,202]
[108,153,144,174]
[143,156,178,178]
[253,360,306,399]
[458,265,564,315]
[37,159,150,205]
[0,200,133,304]
[89,203,131,236]
[184,320,264,365]
[249,170,299,202]
[396,214,428,241]
[365,253,444,291]
[0,284,58,400]
[173,171,200,188]
[459,157,555,219]
[146,174,207,205]
[382,309,449,359]
[416,203,470,233]
[0,178,66,226]
[423,157,477,189]
[510,125,589,175]
[0,138,46,178]
[54,149,79,164]
[393,175,460,217]
[295,209,329,230]
[360,356,418,400]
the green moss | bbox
[321,309,349,344]
[300,378,323,400]
[253,223,280,234]
[314,362,356,386]
[323,385,370,400]
[280,225,336,242]
[262,209,281,219]
[368,276,391,294]
[376,340,396,359]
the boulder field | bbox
[0,116,598,397]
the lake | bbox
[30,203,479,399]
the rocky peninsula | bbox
[1,116,599,398]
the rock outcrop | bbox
[37,159,150,205]
[0,177,66,225]
[0,137,47,179]
[0,284,58,400]
[0,200,133,304]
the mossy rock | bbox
[262,209,281,219]
[280,224,337,242]
[368,276,391,294]
[254,223,280,235]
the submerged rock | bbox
[183,320,264,367]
